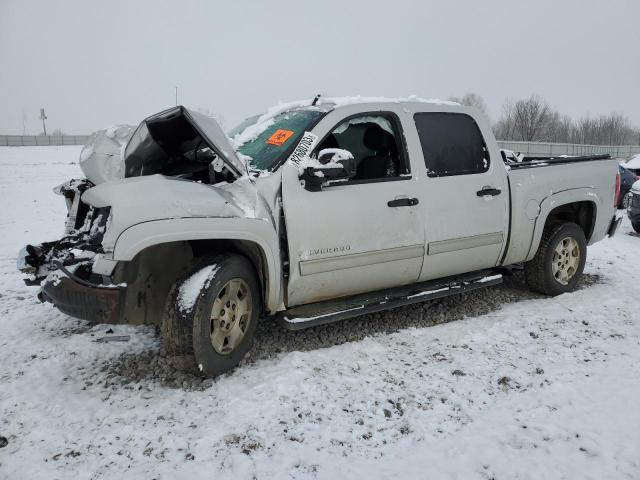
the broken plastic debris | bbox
[95,335,130,343]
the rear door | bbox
[412,111,509,281]
[282,110,425,307]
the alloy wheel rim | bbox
[210,278,252,355]
[551,236,580,285]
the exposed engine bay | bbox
[123,107,239,184]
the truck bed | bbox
[502,155,618,266]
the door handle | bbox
[388,198,419,207]
[476,187,502,197]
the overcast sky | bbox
[1,0,638,134]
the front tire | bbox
[162,254,261,378]
[524,222,587,296]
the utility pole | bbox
[39,108,47,136]
[175,86,178,106]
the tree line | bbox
[449,93,640,146]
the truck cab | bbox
[281,101,509,305]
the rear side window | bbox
[414,113,489,177]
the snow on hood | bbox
[79,125,135,184]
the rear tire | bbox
[524,222,587,296]
[162,254,261,378]
[632,222,640,233]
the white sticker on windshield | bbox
[287,132,319,166]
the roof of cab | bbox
[316,95,460,109]
[261,96,462,117]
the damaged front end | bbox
[18,104,285,325]
[18,179,125,324]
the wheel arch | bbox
[111,217,283,313]
[526,189,599,262]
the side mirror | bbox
[300,149,356,191]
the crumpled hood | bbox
[79,107,246,185]
[81,174,275,253]
[79,125,134,184]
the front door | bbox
[282,113,425,307]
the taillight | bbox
[614,172,621,207]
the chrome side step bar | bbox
[277,270,503,330]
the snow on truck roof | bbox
[264,95,459,114]
[318,95,460,107]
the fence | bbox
[497,141,640,160]
[1,134,640,160]
[0,135,90,146]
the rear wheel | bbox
[524,222,587,296]
[632,222,640,233]
[162,254,261,377]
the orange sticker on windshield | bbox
[266,129,294,146]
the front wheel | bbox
[524,222,587,296]
[162,254,261,377]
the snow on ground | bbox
[0,146,639,479]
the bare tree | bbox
[511,94,551,142]
[572,113,633,145]
[493,99,516,141]
[448,93,489,118]
[493,95,551,142]
[557,115,574,143]
[543,110,562,142]
[493,94,640,146]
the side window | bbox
[316,114,407,182]
[414,113,489,177]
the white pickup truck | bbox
[19,97,622,377]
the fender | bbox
[112,217,282,313]
[525,188,600,262]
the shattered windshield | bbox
[229,109,325,171]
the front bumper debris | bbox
[18,235,125,324]
[39,265,125,323]
[18,176,124,323]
